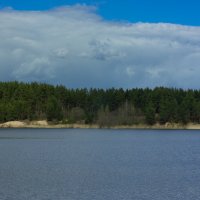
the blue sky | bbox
[0,0,200,26]
[0,1,200,88]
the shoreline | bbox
[1,120,200,130]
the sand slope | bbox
[1,120,200,129]
[0,121,26,128]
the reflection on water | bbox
[0,128,200,200]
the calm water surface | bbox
[0,129,200,200]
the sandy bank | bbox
[0,121,26,128]
[1,120,200,129]
[0,120,98,129]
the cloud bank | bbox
[1,5,200,88]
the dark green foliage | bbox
[177,101,190,124]
[145,102,156,125]
[46,96,63,121]
[0,81,200,125]
[159,98,178,124]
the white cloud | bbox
[126,67,135,77]
[0,5,200,88]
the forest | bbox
[0,81,200,126]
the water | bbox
[0,129,200,200]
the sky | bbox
[0,1,200,88]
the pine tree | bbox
[145,102,155,125]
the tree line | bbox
[0,81,200,126]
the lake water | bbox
[0,129,200,200]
